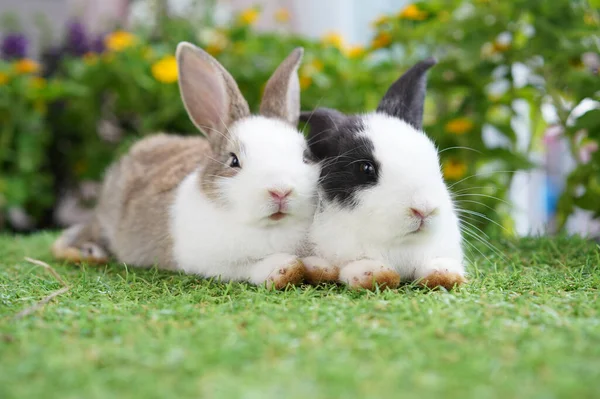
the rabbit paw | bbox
[52,241,109,265]
[251,253,305,290]
[301,256,339,284]
[418,258,466,290]
[339,259,400,290]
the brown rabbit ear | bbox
[176,42,250,146]
[259,47,304,125]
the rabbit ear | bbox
[176,42,250,146]
[300,108,346,160]
[260,47,304,125]
[377,57,437,130]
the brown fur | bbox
[52,43,305,276]
[259,48,303,124]
[419,271,467,290]
[268,259,305,290]
[348,268,401,291]
[302,256,340,284]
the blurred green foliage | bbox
[0,0,598,233]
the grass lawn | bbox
[1,233,599,399]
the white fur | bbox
[170,116,319,283]
[310,113,464,281]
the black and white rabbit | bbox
[300,58,466,290]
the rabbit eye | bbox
[358,161,376,177]
[229,153,241,168]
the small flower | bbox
[371,32,392,49]
[445,118,474,135]
[29,76,46,89]
[14,58,40,74]
[104,30,137,52]
[398,4,428,21]
[0,72,8,85]
[346,46,365,58]
[275,8,290,23]
[238,8,260,25]
[83,52,98,65]
[299,75,312,90]
[206,44,224,56]
[1,33,28,59]
[492,32,512,53]
[443,159,467,180]
[151,55,178,83]
[322,32,345,50]
[91,35,106,53]
[65,20,89,56]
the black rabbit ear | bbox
[300,108,346,160]
[376,57,437,130]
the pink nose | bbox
[411,207,434,220]
[269,189,292,202]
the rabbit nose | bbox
[268,189,292,201]
[410,207,435,220]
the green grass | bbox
[1,233,599,399]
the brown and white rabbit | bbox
[300,58,467,290]
[52,42,320,289]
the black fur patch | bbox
[303,111,379,207]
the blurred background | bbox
[0,0,599,239]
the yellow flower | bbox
[371,32,392,49]
[104,30,137,52]
[206,44,224,56]
[398,4,428,21]
[14,59,40,74]
[29,76,46,89]
[0,72,8,85]
[275,8,290,23]
[151,55,178,84]
[445,118,474,135]
[443,159,467,180]
[372,15,390,27]
[239,8,260,25]
[492,40,511,53]
[83,52,98,65]
[299,75,312,90]
[346,45,365,58]
[322,32,345,50]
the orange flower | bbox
[346,46,365,58]
[0,72,8,85]
[445,118,474,135]
[151,55,178,83]
[104,30,137,52]
[83,52,98,65]
[239,8,260,25]
[299,75,312,90]
[371,32,392,49]
[398,4,428,21]
[322,32,345,50]
[275,8,290,23]
[14,59,40,74]
[443,159,467,180]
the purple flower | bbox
[1,33,28,59]
[90,34,106,53]
[64,20,89,56]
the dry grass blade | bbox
[24,257,69,287]
[13,257,71,320]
